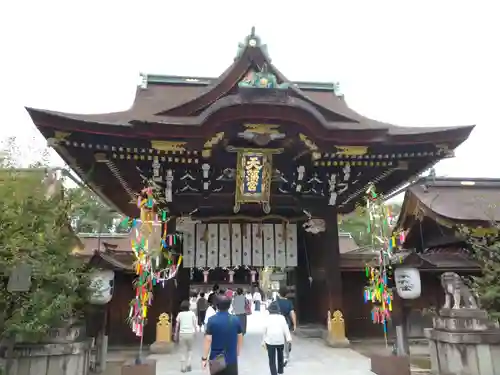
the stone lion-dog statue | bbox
[441,272,478,309]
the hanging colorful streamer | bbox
[361,185,395,338]
[120,185,183,337]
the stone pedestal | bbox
[149,341,174,354]
[121,358,156,375]
[150,313,174,354]
[325,334,350,348]
[425,308,500,375]
[370,354,411,375]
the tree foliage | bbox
[463,228,500,319]
[339,203,402,247]
[2,134,127,234]
[0,168,91,342]
[66,186,127,234]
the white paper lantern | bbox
[395,267,421,300]
[89,270,115,305]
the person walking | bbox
[208,284,220,306]
[253,289,262,312]
[202,296,243,375]
[175,300,198,372]
[262,301,292,375]
[204,299,217,326]
[189,291,198,313]
[197,291,208,331]
[276,287,297,367]
[232,288,250,335]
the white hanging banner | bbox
[252,224,264,267]
[195,224,207,268]
[263,224,275,267]
[206,224,219,268]
[182,222,298,268]
[231,223,242,267]
[285,223,298,267]
[181,224,196,268]
[242,223,252,266]
[274,224,287,268]
[219,224,231,268]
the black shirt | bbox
[207,291,216,306]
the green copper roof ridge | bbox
[143,73,337,91]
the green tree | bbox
[463,228,500,319]
[339,203,401,247]
[2,135,127,234]
[66,186,127,234]
[0,168,91,343]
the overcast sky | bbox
[1,1,498,179]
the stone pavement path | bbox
[150,311,375,375]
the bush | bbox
[0,168,91,343]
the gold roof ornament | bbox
[54,131,71,140]
[335,146,368,156]
[243,124,281,134]
[202,132,225,158]
[151,141,186,153]
[239,125,285,146]
[204,132,225,149]
[298,133,319,151]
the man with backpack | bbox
[276,286,296,367]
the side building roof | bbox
[397,176,500,226]
[395,176,500,250]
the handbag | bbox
[209,352,227,374]
[244,298,252,316]
[209,316,234,374]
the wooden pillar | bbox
[321,210,342,313]
[321,208,349,346]
[166,217,177,317]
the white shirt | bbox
[189,298,197,312]
[204,306,216,325]
[253,292,262,302]
[176,311,197,334]
[263,314,292,345]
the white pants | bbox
[179,333,194,366]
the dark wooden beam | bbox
[321,207,343,313]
